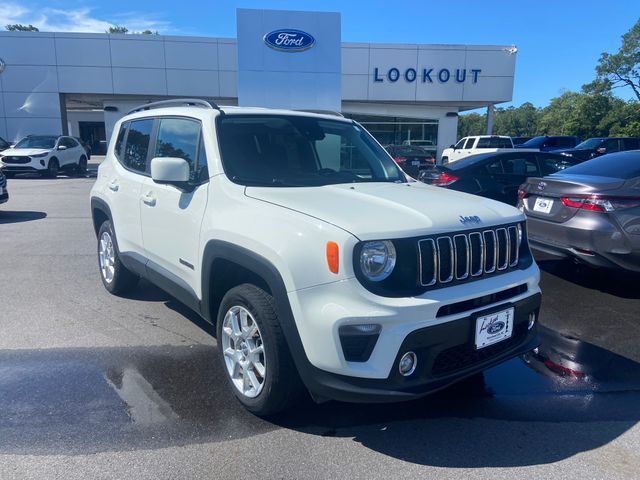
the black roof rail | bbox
[295,109,344,118]
[126,98,223,115]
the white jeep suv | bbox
[90,99,542,415]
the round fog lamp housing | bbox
[399,351,417,376]
[360,240,396,282]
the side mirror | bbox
[450,144,455,149]
[57,145,67,150]
[150,157,191,190]
[596,147,607,155]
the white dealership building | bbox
[0,8,517,157]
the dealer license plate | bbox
[533,197,553,214]
[475,307,514,349]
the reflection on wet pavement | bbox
[1,324,639,459]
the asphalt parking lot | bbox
[1,168,640,480]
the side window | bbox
[454,138,466,149]
[485,159,503,174]
[464,137,476,149]
[623,138,640,150]
[559,137,575,148]
[545,138,557,148]
[502,156,538,176]
[605,139,621,153]
[66,137,79,148]
[115,122,128,159]
[124,119,154,173]
[155,118,201,182]
[539,154,573,175]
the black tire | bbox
[76,155,87,176]
[45,158,59,178]
[216,284,304,416]
[97,219,139,294]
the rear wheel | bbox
[217,284,304,416]
[76,155,87,176]
[45,158,59,178]
[97,220,139,294]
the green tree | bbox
[457,112,486,138]
[594,18,640,100]
[107,26,129,34]
[493,102,541,136]
[5,24,39,31]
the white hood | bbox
[2,148,51,156]
[245,181,524,240]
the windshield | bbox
[521,136,546,148]
[217,115,405,187]
[14,136,57,149]
[574,138,603,149]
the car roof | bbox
[445,150,566,170]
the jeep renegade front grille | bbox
[418,225,519,287]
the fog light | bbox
[528,312,536,330]
[399,351,417,376]
[40,159,45,166]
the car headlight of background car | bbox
[30,152,49,158]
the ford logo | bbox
[263,29,315,52]
[487,321,505,335]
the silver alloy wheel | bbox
[99,232,115,284]
[221,305,266,398]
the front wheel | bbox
[76,155,87,176]
[217,284,304,416]
[97,220,139,294]
[45,158,59,178]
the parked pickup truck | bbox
[441,135,514,165]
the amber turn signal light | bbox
[326,241,339,274]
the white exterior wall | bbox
[0,12,516,151]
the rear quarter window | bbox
[123,119,154,173]
[559,151,640,179]
[114,122,128,159]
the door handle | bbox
[141,192,156,207]
[108,180,119,192]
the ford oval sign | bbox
[263,29,315,52]
[486,321,506,335]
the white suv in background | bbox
[90,99,542,415]
[0,135,88,177]
[441,135,515,164]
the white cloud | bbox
[0,2,175,34]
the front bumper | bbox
[286,263,541,402]
[301,293,540,403]
[0,164,45,174]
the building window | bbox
[344,114,438,155]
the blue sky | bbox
[2,0,638,107]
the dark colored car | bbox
[418,150,578,205]
[519,150,640,272]
[0,168,8,204]
[511,136,532,146]
[73,137,92,160]
[385,145,435,178]
[515,135,579,151]
[553,137,640,161]
[0,136,10,152]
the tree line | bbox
[459,18,640,140]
